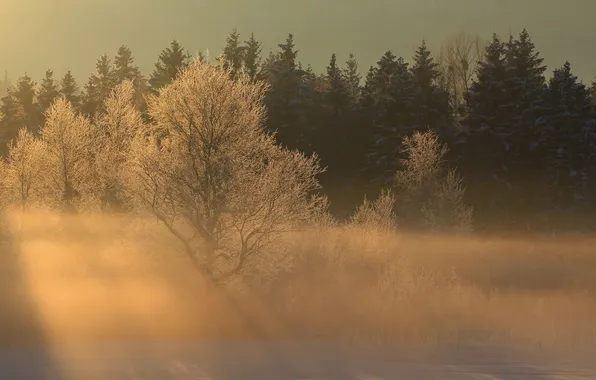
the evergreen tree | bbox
[221,28,244,80]
[342,53,361,105]
[149,40,191,91]
[12,74,42,132]
[504,29,548,215]
[113,45,141,83]
[543,61,594,210]
[591,79,596,104]
[362,51,418,187]
[461,34,513,222]
[113,45,148,111]
[263,34,311,152]
[59,70,81,110]
[410,40,452,135]
[325,53,350,114]
[37,69,60,111]
[243,32,262,82]
[82,53,117,117]
[0,71,10,98]
[0,92,26,154]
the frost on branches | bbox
[122,60,326,284]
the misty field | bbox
[2,210,596,360]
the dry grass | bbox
[1,210,596,358]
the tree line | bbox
[1,28,596,233]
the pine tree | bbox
[591,80,596,104]
[149,40,191,91]
[243,32,262,82]
[221,28,244,80]
[342,53,361,105]
[82,53,117,117]
[59,70,81,110]
[37,69,60,111]
[113,45,141,83]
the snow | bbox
[0,341,595,379]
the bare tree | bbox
[38,98,96,212]
[394,131,473,233]
[123,60,326,284]
[93,81,144,211]
[437,32,485,112]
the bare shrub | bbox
[395,130,473,233]
[122,60,326,284]
[350,189,397,232]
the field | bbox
[1,211,596,378]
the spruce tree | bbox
[113,45,141,83]
[12,74,42,132]
[0,92,26,154]
[410,40,452,136]
[149,40,191,91]
[83,53,117,117]
[461,34,513,222]
[342,53,361,106]
[0,71,9,98]
[362,51,417,187]
[243,32,262,82]
[325,53,350,114]
[37,69,60,111]
[263,33,310,152]
[59,70,81,110]
[543,61,593,210]
[221,28,244,80]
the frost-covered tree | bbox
[93,81,144,211]
[350,189,396,231]
[394,130,472,233]
[123,60,326,284]
[2,128,45,210]
[39,98,95,212]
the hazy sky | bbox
[1,0,595,85]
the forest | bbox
[1,28,595,234]
[0,28,596,354]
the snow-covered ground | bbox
[1,341,595,379]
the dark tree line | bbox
[1,29,595,232]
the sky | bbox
[0,0,595,85]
